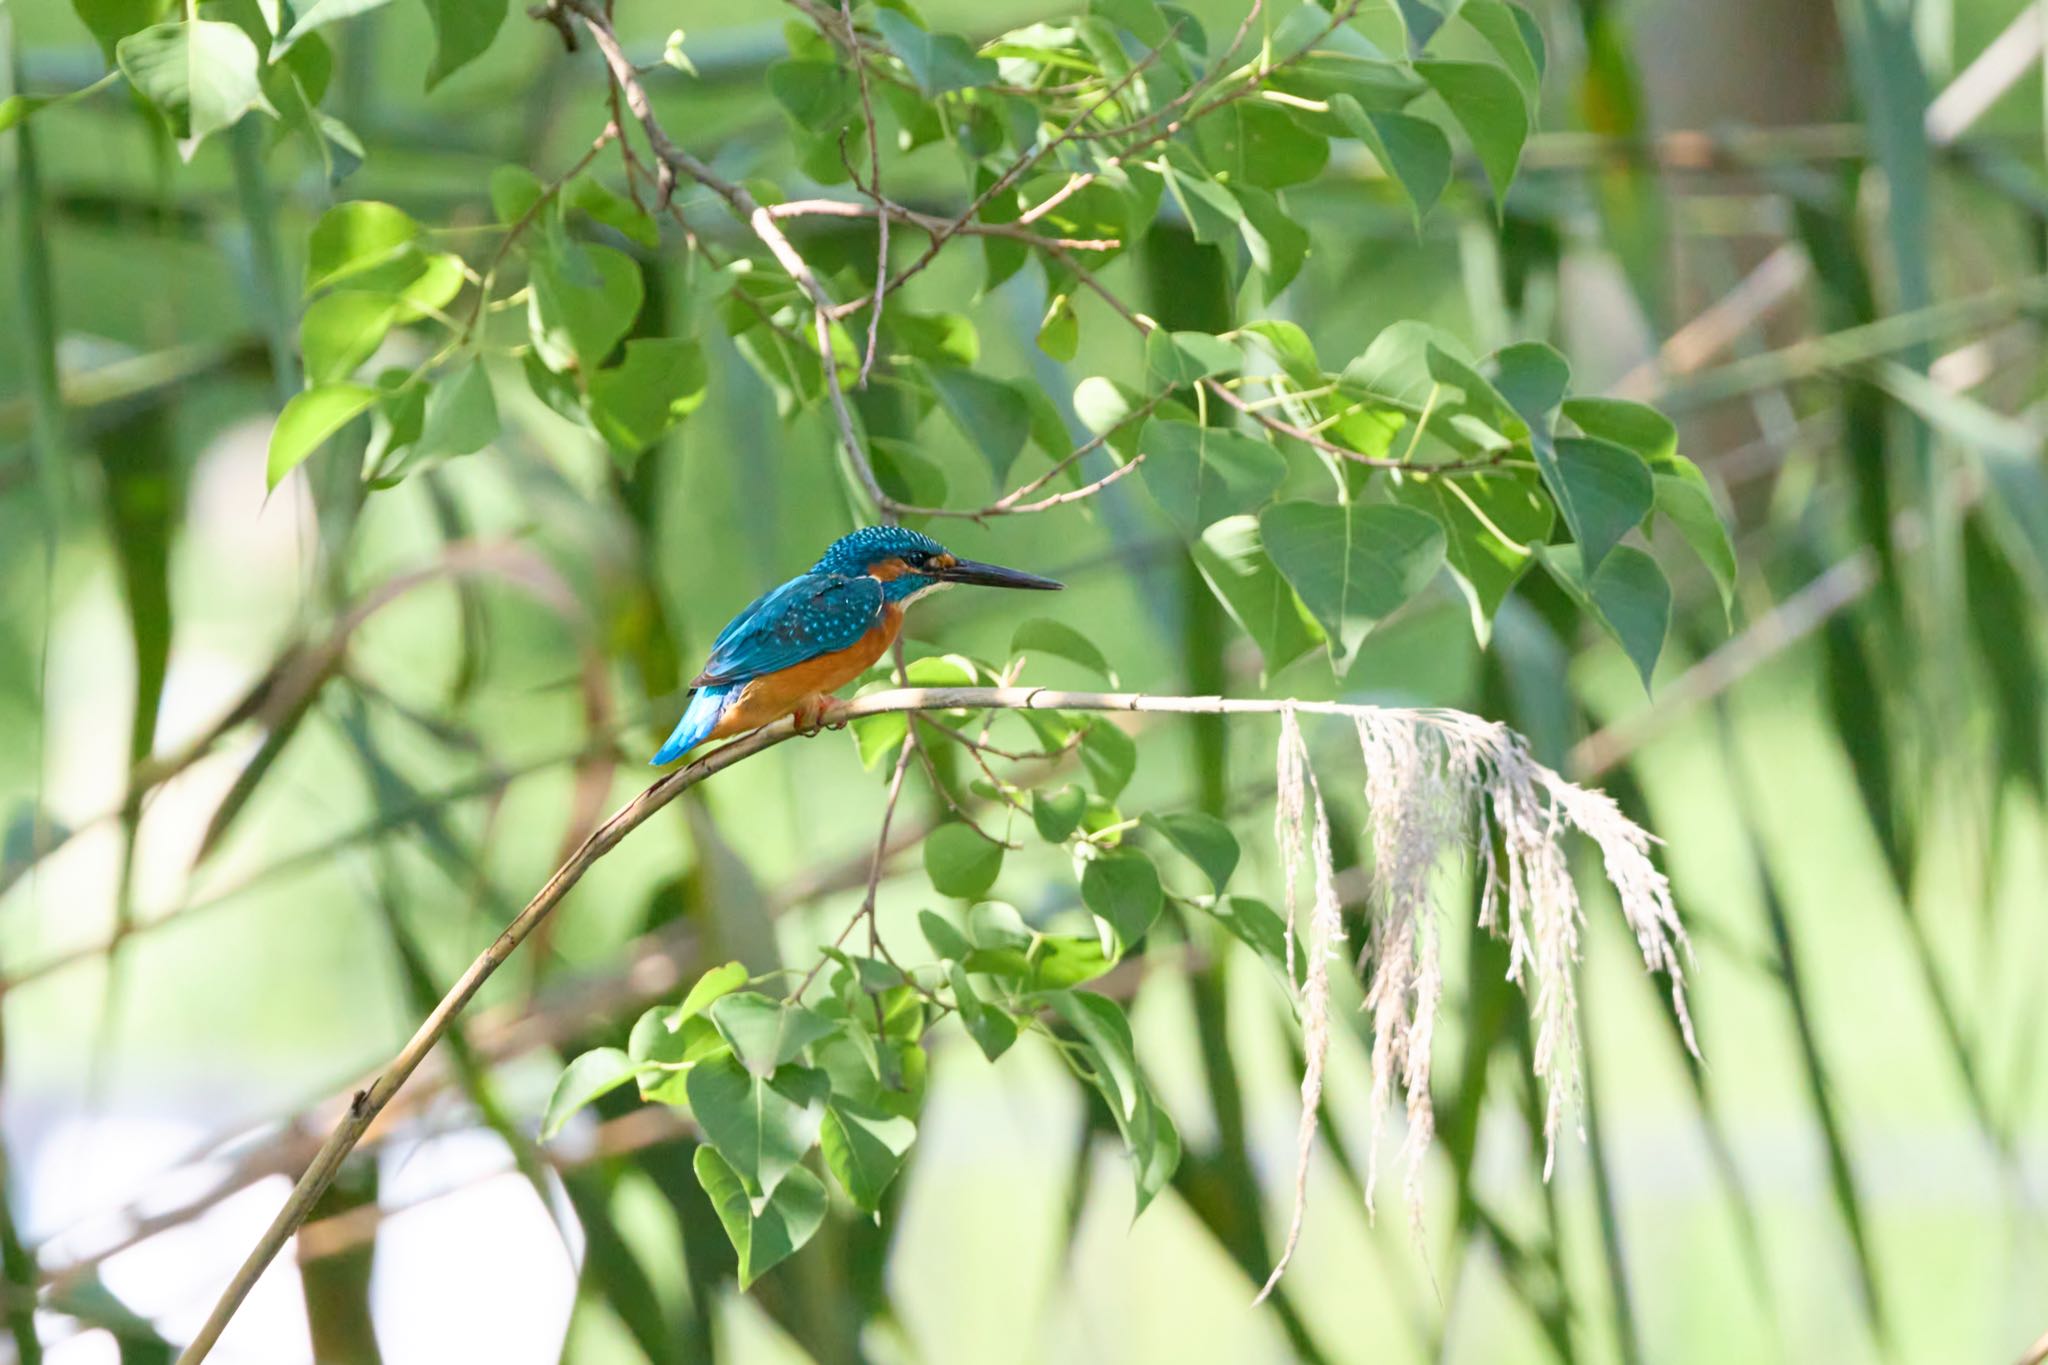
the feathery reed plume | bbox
[1256,708,1345,1303]
[1256,703,1696,1293]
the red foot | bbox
[793,695,844,737]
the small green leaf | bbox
[275,0,396,57]
[415,359,499,460]
[948,963,1018,1060]
[422,0,507,90]
[1190,516,1326,678]
[627,1007,723,1104]
[1233,185,1310,294]
[0,73,117,133]
[929,367,1031,481]
[1042,991,1139,1119]
[1562,396,1677,465]
[1144,330,1240,388]
[1160,156,1244,244]
[904,654,978,687]
[1089,0,1172,46]
[684,1054,828,1196]
[71,0,173,63]
[708,993,837,1077]
[1540,544,1670,689]
[678,961,750,1021]
[873,10,998,93]
[1029,934,1116,988]
[569,176,660,249]
[1138,419,1288,539]
[541,1047,636,1140]
[1011,618,1116,684]
[1079,720,1136,799]
[1423,343,1518,439]
[1653,458,1737,613]
[267,383,375,489]
[1037,293,1079,361]
[870,441,949,519]
[1040,990,1180,1213]
[489,164,545,224]
[1033,785,1089,843]
[1208,896,1301,985]
[767,59,856,129]
[924,823,1003,899]
[1347,320,1475,410]
[1142,812,1238,895]
[588,337,707,462]
[821,949,904,996]
[1081,852,1163,951]
[393,253,466,320]
[1415,59,1527,209]
[851,711,908,769]
[1389,469,1551,642]
[1542,435,1654,576]
[967,901,1031,949]
[117,20,275,158]
[1488,342,1571,430]
[1342,103,1452,227]
[820,1101,917,1212]
[305,201,418,294]
[1199,102,1330,189]
[920,910,974,961]
[0,94,52,135]
[299,291,397,384]
[1259,501,1447,662]
[693,1145,828,1289]
[528,241,642,372]
[1458,0,1544,103]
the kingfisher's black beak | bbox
[936,558,1064,591]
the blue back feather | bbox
[650,684,737,766]
[647,527,957,764]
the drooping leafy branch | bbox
[27,0,1737,685]
[174,684,1695,1358]
[32,0,1734,1350]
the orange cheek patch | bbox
[869,557,910,582]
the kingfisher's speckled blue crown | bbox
[812,526,947,578]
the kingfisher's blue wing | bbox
[690,573,885,687]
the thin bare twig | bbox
[872,24,1181,306]
[796,735,915,997]
[1018,2,1363,227]
[566,0,892,511]
[462,122,617,342]
[764,198,1120,265]
[1049,246,1508,474]
[839,0,888,386]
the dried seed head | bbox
[1254,704,1695,1296]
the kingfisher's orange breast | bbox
[708,602,904,739]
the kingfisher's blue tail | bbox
[650,685,736,765]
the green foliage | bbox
[116,20,274,156]
[27,0,1771,1331]
[922,823,1004,898]
[66,0,1702,683]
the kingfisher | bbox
[650,526,1063,764]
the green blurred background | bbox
[4,0,2047,1361]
